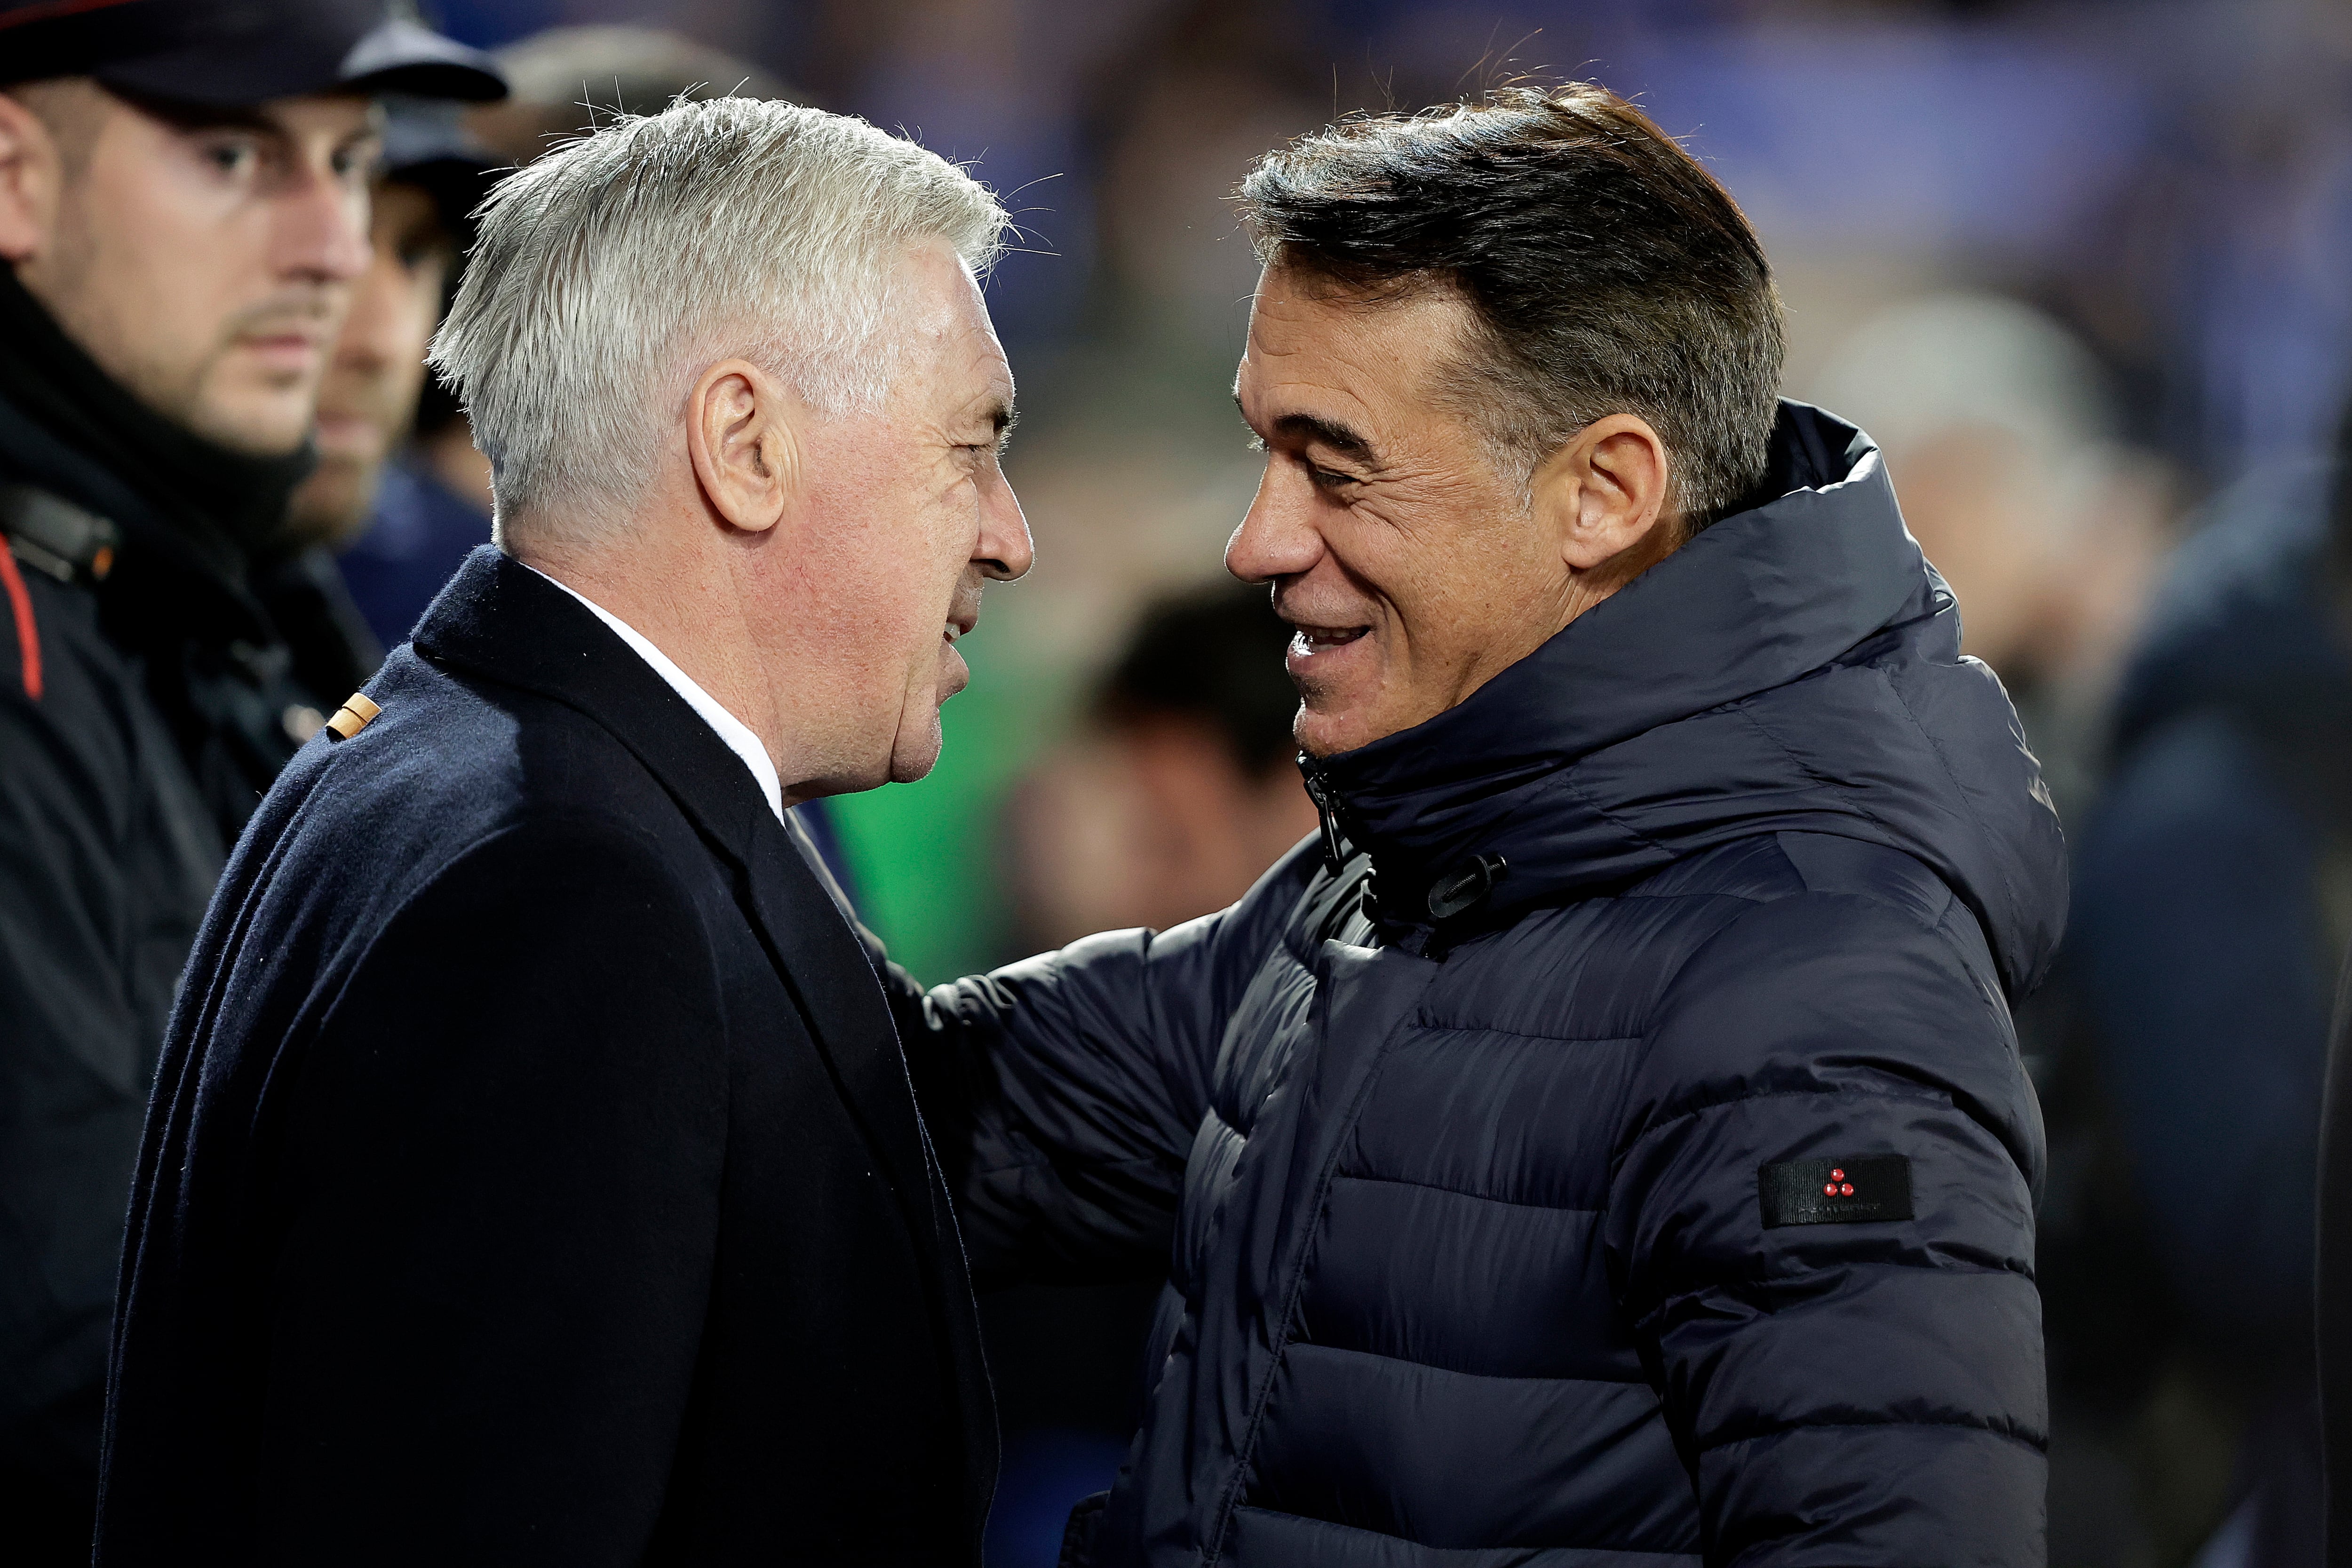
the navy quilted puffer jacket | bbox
[906,403,2065,1567]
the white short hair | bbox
[429,96,1008,536]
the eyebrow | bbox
[112,89,382,153]
[980,397,1016,439]
[1234,395,1378,466]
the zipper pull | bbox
[1302,766,1347,877]
[1427,853,1507,920]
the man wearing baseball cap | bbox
[0,4,501,1559]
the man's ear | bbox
[685,358,803,535]
[1530,412,1677,575]
[0,89,64,265]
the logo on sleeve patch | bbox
[1758,1155,1913,1228]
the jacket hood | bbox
[1312,400,2068,1000]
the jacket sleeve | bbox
[1605,871,2046,1567]
[895,839,1320,1287]
[254,817,730,1568]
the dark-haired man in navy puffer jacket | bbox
[902,84,2061,1568]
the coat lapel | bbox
[752,809,1001,1539]
[410,551,994,1476]
[739,809,935,1212]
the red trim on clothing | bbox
[0,548,41,701]
[0,0,145,32]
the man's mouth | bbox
[1289,623,1370,655]
[312,411,377,457]
[238,331,328,374]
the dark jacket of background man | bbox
[2266,439,2352,1568]
[96,549,997,1567]
[906,404,2066,1567]
[0,245,371,1545]
[0,4,502,1555]
[2076,453,2352,1565]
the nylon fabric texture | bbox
[904,401,2065,1567]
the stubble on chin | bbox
[887,709,946,784]
[1287,662,1359,757]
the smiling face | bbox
[1228,265,1594,757]
[9,83,378,457]
[787,240,1033,787]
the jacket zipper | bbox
[1300,764,1347,876]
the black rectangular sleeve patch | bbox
[1758,1155,1913,1228]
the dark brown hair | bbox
[1238,84,1785,532]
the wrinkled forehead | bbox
[1237,262,1471,413]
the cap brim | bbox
[95,16,505,107]
[341,18,507,103]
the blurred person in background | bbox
[1811,292,2177,828]
[905,84,2062,1567]
[294,101,498,651]
[1009,578,1314,948]
[2070,393,2352,1568]
[0,3,500,1560]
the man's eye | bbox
[1308,464,1357,490]
[204,142,256,175]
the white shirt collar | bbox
[521,562,785,824]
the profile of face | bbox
[286,180,455,548]
[1227,263,1679,757]
[0,82,378,457]
[686,240,1033,791]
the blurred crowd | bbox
[40,0,2352,1562]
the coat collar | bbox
[410,547,996,1528]
[1310,402,1920,887]
[1306,402,2066,995]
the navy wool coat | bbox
[96,550,996,1566]
[906,403,2067,1568]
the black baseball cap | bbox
[0,0,507,105]
[380,95,498,241]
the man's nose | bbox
[275,168,372,285]
[1225,468,1322,585]
[332,253,405,372]
[976,476,1033,582]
